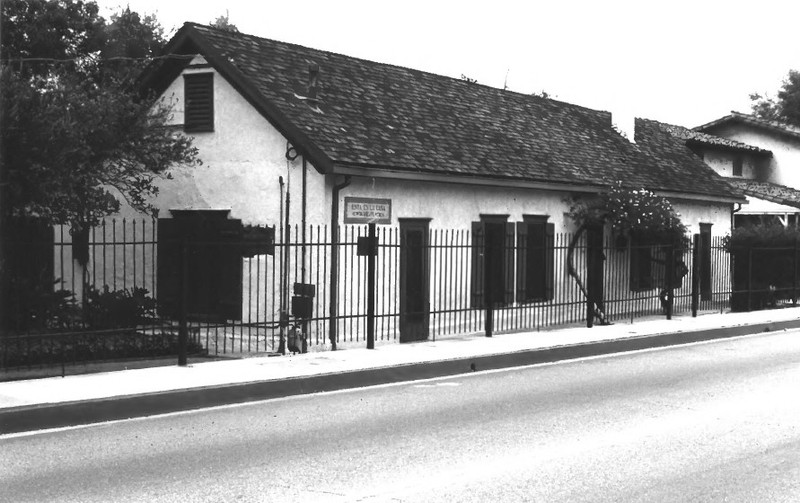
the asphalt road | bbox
[2,330,800,502]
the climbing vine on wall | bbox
[564,181,688,325]
[567,181,687,241]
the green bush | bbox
[1,329,205,368]
[726,225,800,311]
[723,225,800,250]
[83,286,157,329]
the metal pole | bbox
[483,231,493,337]
[279,189,291,355]
[665,241,674,320]
[586,230,594,329]
[367,223,376,349]
[178,236,188,366]
[793,237,798,306]
[747,247,753,312]
[301,158,308,353]
[691,234,700,317]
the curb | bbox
[2,319,798,434]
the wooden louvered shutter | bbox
[515,222,528,303]
[157,218,181,318]
[470,221,485,309]
[216,218,243,321]
[184,73,214,132]
[544,223,555,301]
[504,222,515,305]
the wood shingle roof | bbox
[145,23,741,201]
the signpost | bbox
[345,197,391,349]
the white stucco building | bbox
[58,23,746,350]
[696,112,800,227]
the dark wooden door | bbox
[399,220,430,342]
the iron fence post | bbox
[367,223,376,349]
[794,237,798,306]
[484,236,493,338]
[691,234,700,317]
[178,236,188,366]
[747,247,753,312]
[665,241,674,320]
[585,230,595,329]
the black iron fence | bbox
[3,217,791,375]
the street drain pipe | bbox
[329,175,351,350]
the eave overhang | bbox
[331,162,745,204]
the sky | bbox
[97,0,799,128]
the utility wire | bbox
[1,54,196,64]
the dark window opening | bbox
[516,216,554,302]
[699,223,712,300]
[732,155,743,177]
[157,210,242,321]
[184,73,214,132]
[630,233,667,291]
[0,217,55,332]
[471,216,514,308]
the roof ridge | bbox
[184,22,612,119]
[643,117,772,155]
[697,110,800,137]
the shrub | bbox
[723,224,800,251]
[83,286,157,329]
[567,181,687,243]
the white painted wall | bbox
[708,124,800,187]
[701,150,762,180]
[340,175,732,236]
[339,176,574,231]
[152,56,328,228]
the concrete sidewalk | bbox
[2,308,800,434]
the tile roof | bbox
[728,179,800,209]
[147,23,742,200]
[654,122,771,155]
[633,118,745,199]
[697,112,800,141]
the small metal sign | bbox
[343,197,391,224]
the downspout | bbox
[301,156,308,353]
[328,174,352,350]
[732,202,742,230]
[302,157,308,281]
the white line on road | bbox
[0,330,781,440]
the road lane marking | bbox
[1,330,783,439]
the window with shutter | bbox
[184,73,214,132]
[470,215,513,308]
[699,223,712,300]
[630,233,672,292]
[630,235,654,291]
[157,210,243,321]
[516,216,555,302]
[732,155,743,177]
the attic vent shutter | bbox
[184,73,214,132]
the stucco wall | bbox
[701,150,762,180]
[151,56,328,228]
[671,199,732,236]
[340,175,732,236]
[708,124,800,188]
[339,176,575,231]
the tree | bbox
[566,182,688,324]
[0,0,105,79]
[750,69,800,127]
[210,11,238,32]
[0,0,200,229]
[99,7,166,82]
[1,0,200,331]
